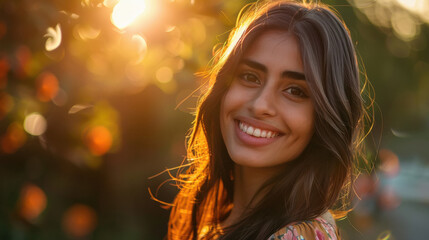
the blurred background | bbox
[0,0,428,239]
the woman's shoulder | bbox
[268,216,339,240]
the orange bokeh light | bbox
[0,56,10,80]
[378,186,401,210]
[0,21,6,39]
[36,71,59,102]
[0,92,13,119]
[18,184,47,221]
[62,204,97,238]
[1,122,26,154]
[0,55,10,89]
[85,126,113,156]
[379,149,400,178]
[15,45,31,77]
[354,173,378,199]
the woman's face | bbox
[220,30,315,168]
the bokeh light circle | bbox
[23,113,47,136]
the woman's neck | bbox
[222,164,283,227]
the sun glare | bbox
[111,0,147,29]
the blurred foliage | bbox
[0,0,428,239]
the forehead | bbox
[242,30,303,72]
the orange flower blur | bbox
[1,122,26,154]
[36,71,59,102]
[62,204,97,238]
[85,126,113,156]
[18,184,47,221]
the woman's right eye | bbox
[238,72,260,84]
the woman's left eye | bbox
[284,87,308,98]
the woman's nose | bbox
[249,86,277,117]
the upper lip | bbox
[235,116,283,134]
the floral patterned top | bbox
[268,217,339,240]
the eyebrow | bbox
[241,59,306,81]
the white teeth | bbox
[246,126,254,135]
[253,129,261,137]
[238,121,279,138]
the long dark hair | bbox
[168,1,369,239]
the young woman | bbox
[168,0,368,239]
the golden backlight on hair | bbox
[167,1,372,239]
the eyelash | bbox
[237,72,308,99]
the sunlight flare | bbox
[111,0,147,29]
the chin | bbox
[229,152,288,169]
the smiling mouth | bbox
[238,121,280,138]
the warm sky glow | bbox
[111,0,146,29]
[396,0,428,14]
[352,0,429,41]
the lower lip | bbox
[234,120,279,147]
